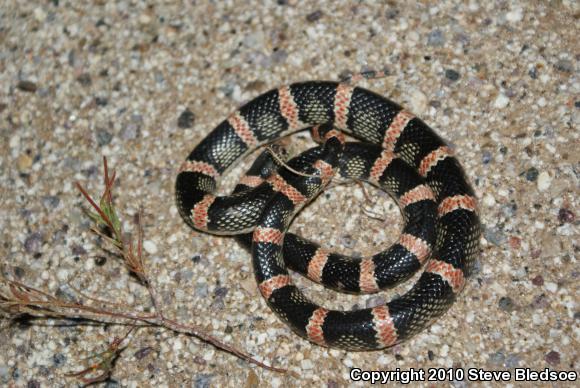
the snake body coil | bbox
[175,81,480,350]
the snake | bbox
[175,81,480,350]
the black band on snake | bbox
[175,81,480,350]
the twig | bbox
[265,145,319,178]
[66,279,135,311]
[360,206,387,222]
[355,180,374,204]
[64,326,136,385]
[0,156,288,383]
[339,68,388,84]
[0,277,286,373]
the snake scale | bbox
[175,81,480,350]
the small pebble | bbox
[501,202,517,217]
[341,234,355,249]
[134,347,153,360]
[554,59,573,73]
[271,49,288,64]
[17,80,38,93]
[194,373,213,388]
[385,9,399,19]
[505,8,523,22]
[452,380,468,388]
[505,353,521,368]
[180,269,194,281]
[557,208,574,224]
[24,232,43,254]
[17,154,33,171]
[484,226,505,246]
[531,275,544,286]
[410,88,427,114]
[52,353,66,367]
[537,171,551,191]
[430,324,442,334]
[544,350,560,366]
[508,236,521,250]
[172,339,183,351]
[177,108,195,129]
[27,381,40,388]
[525,167,539,182]
[41,195,60,209]
[143,240,158,254]
[498,296,515,312]
[246,370,259,388]
[94,256,107,266]
[33,6,47,21]
[301,359,314,369]
[365,295,386,308]
[427,29,445,46]
[513,267,527,279]
[531,294,549,309]
[465,311,475,323]
[245,80,266,91]
[138,12,152,25]
[195,282,208,297]
[429,100,441,108]
[55,285,77,302]
[493,93,510,108]
[95,96,108,106]
[306,10,323,22]
[471,259,482,275]
[104,380,120,388]
[214,286,228,298]
[488,351,505,366]
[193,355,206,365]
[427,350,435,360]
[0,365,9,382]
[13,266,25,278]
[544,282,558,293]
[482,150,492,164]
[445,69,460,81]
[96,129,113,146]
[71,244,87,255]
[121,122,139,140]
[76,73,92,86]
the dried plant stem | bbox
[1,156,287,383]
[265,145,320,178]
[0,278,285,373]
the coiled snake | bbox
[175,81,480,350]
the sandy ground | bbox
[0,0,578,387]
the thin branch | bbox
[265,145,319,178]
[64,325,135,385]
[1,156,288,382]
[360,206,387,222]
[339,68,388,84]
[66,280,135,311]
[0,276,286,373]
